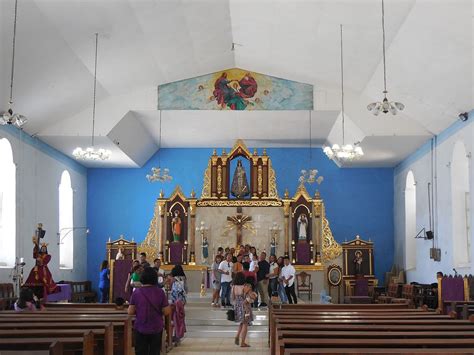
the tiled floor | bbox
[169,294,270,354]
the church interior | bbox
[0,0,473,354]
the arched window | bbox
[451,141,470,266]
[405,170,417,270]
[0,138,16,268]
[59,170,74,269]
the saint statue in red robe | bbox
[23,224,59,297]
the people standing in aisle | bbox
[128,267,171,355]
[268,255,279,301]
[99,260,110,303]
[256,252,270,307]
[232,272,257,348]
[153,258,165,287]
[281,256,297,304]
[218,253,233,308]
[140,252,151,268]
[211,254,223,307]
[276,256,288,303]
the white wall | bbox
[394,114,474,284]
[0,127,88,286]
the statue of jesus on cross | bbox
[225,207,254,246]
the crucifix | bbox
[225,207,254,246]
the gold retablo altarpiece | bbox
[138,139,342,272]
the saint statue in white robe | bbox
[297,214,308,241]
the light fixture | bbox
[298,111,324,185]
[367,0,405,115]
[73,33,111,161]
[1,0,27,128]
[146,110,173,183]
[324,25,364,162]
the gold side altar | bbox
[138,140,342,277]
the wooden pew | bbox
[0,331,94,355]
[0,323,114,355]
[283,348,474,354]
[278,338,474,355]
[0,315,133,355]
[269,304,474,355]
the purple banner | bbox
[113,259,133,302]
[170,242,184,264]
[296,241,310,264]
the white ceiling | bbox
[0,0,472,168]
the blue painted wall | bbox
[87,148,394,289]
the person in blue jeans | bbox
[218,253,234,307]
[99,260,110,303]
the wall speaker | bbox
[425,230,434,240]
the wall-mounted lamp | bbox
[57,227,90,245]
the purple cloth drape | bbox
[113,259,133,302]
[46,284,72,302]
[170,242,184,264]
[296,241,310,264]
[442,276,464,301]
[355,278,369,296]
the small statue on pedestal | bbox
[171,210,182,243]
[270,237,277,256]
[202,237,209,263]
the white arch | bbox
[451,140,470,266]
[59,170,74,269]
[405,170,417,270]
[0,138,16,267]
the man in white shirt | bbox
[280,256,298,304]
[218,253,234,307]
[153,258,165,287]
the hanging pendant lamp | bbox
[324,25,364,162]
[73,33,111,161]
[1,0,27,127]
[146,110,173,183]
[367,0,405,115]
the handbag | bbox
[226,308,235,321]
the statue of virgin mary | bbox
[231,159,250,198]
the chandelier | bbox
[299,169,324,185]
[324,25,364,162]
[73,33,111,161]
[1,0,27,128]
[367,0,405,115]
[298,111,324,185]
[146,111,172,183]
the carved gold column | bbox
[158,193,166,258]
[282,190,292,257]
[188,190,197,265]
[313,191,323,264]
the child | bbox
[99,260,110,303]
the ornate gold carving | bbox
[257,165,263,195]
[295,264,324,271]
[201,160,211,198]
[169,185,187,202]
[321,217,342,262]
[268,161,279,199]
[292,182,312,201]
[139,200,161,261]
[190,189,196,199]
[217,165,222,194]
[228,139,252,158]
[197,199,282,207]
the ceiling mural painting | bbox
[158,68,313,111]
